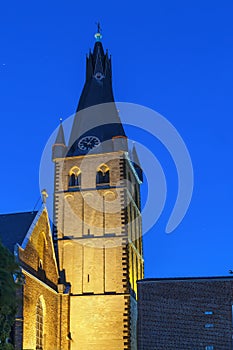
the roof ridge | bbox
[0,210,38,217]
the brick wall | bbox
[22,272,59,350]
[137,278,233,350]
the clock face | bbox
[95,72,104,80]
[78,136,101,151]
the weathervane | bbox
[97,22,101,34]
[94,22,103,41]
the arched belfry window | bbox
[68,167,81,188]
[96,164,110,186]
[36,299,44,350]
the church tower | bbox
[52,28,144,350]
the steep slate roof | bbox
[77,41,115,112]
[0,211,38,253]
[67,38,126,157]
[55,122,66,145]
[53,122,67,159]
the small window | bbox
[205,311,213,315]
[69,173,76,186]
[205,323,214,328]
[68,167,81,188]
[205,346,214,350]
[96,164,110,186]
[68,173,81,187]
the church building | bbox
[2,26,232,350]
[0,28,143,350]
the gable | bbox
[18,207,59,287]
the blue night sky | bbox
[0,1,233,278]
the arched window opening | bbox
[36,299,44,350]
[96,164,110,186]
[39,259,43,270]
[68,167,81,188]
[37,232,47,266]
[69,173,76,187]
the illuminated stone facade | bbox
[52,148,143,349]
[50,31,144,349]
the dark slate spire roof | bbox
[76,41,114,112]
[55,121,66,145]
[0,211,38,253]
[52,121,67,159]
[67,34,126,157]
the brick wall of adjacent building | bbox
[137,277,233,350]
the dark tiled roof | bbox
[55,122,65,145]
[0,211,38,253]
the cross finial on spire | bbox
[97,22,101,34]
[94,22,103,41]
